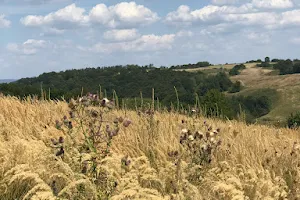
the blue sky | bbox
[0,0,300,79]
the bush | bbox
[228,81,242,93]
[229,64,246,76]
[287,112,300,128]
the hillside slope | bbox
[0,96,300,199]
[183,62,300,125]
[230,64,300,124]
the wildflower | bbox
[111,128,119,137]
[51,138,58,145]
[123,119,132,127]
[58,136,64,143]
[210,137,215,143]
[121,155,131,166]
[118,117,124,123]
[63,116,68,126]
[55,120,62,130]
[188,135,194,141]
[209,132,215,137]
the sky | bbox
[0,0,300,79]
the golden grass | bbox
[1,96,300,199]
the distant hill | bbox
[0,79,16,83]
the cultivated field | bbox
[1,96,300,199]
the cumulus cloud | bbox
[165,4,255,26]
[7,39,47,55]
[251,0,293,9]
[0,14,10,28]
[103,29,140,42]
[21,4,89,29]
[21,2,159,30]
[89,2,159,28]
[83,34,175,54]
[166,4,300,29]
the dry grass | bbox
[230,64,300,123]
[1,96,300,199]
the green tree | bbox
[265,57,270,63]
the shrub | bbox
[287,112,300,128]
[229,64,246,76]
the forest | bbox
[0,64,275,123]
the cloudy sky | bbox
[0,0,300,79]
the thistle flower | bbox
[123,119,132,127]
[58,136,64,143]
[63,116,68,125]
[121,155,131,166]
[118,117,124,123]
[55,120,62,130]
[51,138,58,145]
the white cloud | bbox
[0,14,10,28]
[40,27,65,36]
[89,2,159,28]
[103,29,140,42]
[166,4,300,29]
[21,2,159,30]
[245,31,271,44]
[21,3,89,29]
[211,0,240,5]
[7,39,47,55]
[251,0,293,9]
[165,4,255,26]
[280,9,300,25]
[176,30,194,37]
[83,34,175,54]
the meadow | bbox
[1,95,300,200]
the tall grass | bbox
[0,96,300,199]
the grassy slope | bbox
[183,63,300,125]
[1,97,300,199]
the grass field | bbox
[1,96,300,199]
[178,62,300,125]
